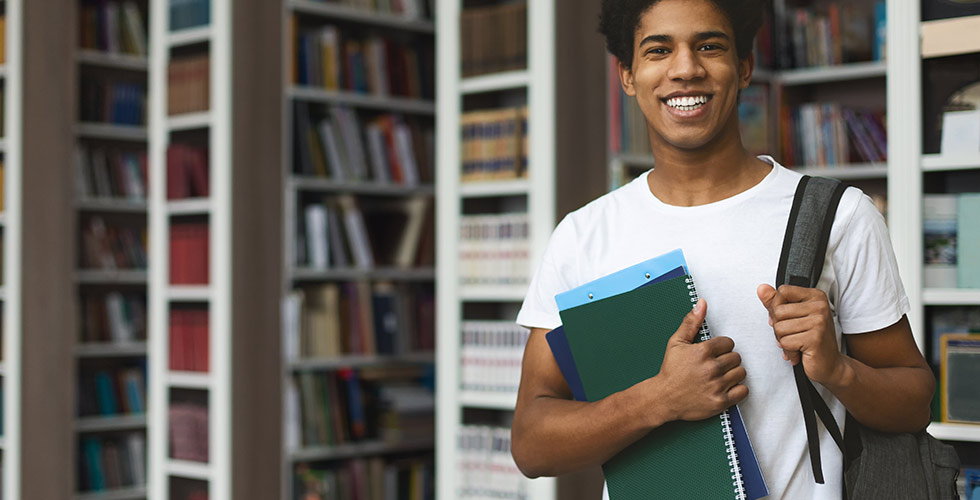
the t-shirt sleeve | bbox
[831,189,911,334]
[515,215,579,330]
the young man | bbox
[510,1,935,498]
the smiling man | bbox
[510,1,935,499]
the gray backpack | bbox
[777,175,961,500]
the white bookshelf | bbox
[2,1,24,499]
[776,60,887,86]
[437,1,609,499]
[280,1,438,498]
[149,0,231,498]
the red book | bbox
[167,145,188,199]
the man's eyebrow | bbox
[638,31,730,47]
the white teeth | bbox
[666,95,709,110]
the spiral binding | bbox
[686,276,747,500]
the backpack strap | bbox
[776,175,849,484]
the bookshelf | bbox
[148,0,281,499]
[73,1,151,497]
[280,1,438,498]
[436,0,608,499]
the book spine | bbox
[686,275,746,500]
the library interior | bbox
[1,0,980,499]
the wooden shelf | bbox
[167,198,212,216]
[167,286,212,302]
[289,177,434,196]
[77,342,148,358]
[287,0,435,34]
[167,112,212,131]
[75,123,148,142]
[166,371,212,390]
[75,485,148,500]
[287,86,435,115]
[165,459,212,480]
[76,50,149,71]
[76,198,148,213]
[288,352,435,371]
[921,15,980,59]
[76,414,147,433]
[288,438,434,462]
[290,266,435,282]
[76,270,148,286]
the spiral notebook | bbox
[553,249,767,500]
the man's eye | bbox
[647,48,669,55]
[700,44,722,51]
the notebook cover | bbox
[559,275,741,499]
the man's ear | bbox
[738,52,754,90]
[618,60,636,97]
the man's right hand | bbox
[653,298,748,422]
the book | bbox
[554,249,766,500]
[957,194,980,288]
[940,334,980,424]
[923,194,958,288]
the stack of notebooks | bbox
[547,249,768,500]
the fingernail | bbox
[694,299,703,313]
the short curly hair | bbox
[598,0,766,67]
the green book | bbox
[559,274,743,499]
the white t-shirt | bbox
[516,157,910,500]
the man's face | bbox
[619,0,752,151]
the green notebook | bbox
[559,274,742,500]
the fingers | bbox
[703,336,736,357]
[756,283,778,313]
[670,298,707,345]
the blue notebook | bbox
[545,249,768,500]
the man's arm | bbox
[510,299,749,478]
[758,285,934,433]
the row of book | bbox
[78,366,146,417]
[459,213,530,286]
[460,321,528,395]
[780,104,887,168]
[607,64,653,157]
[78,432,147,493]
[0,16,6,64]
[291,22,434,100]
[923,193,980,289]
[170,0,210,31]
[457,425,528,500]
[777,2,886,69]
[285,364,434,449]
[283,282,435,360]
[75,145,148,201]
[930,307,980,368]
[79,77,146,126]
[167,143,209,199]
[79,291,147,344]
[170,222,209,285]
[293,103,434,185]
[460,107,529,182]
[293,455,435,500]
[169,53,210,116]
[298,195,434,270]
[460,2,527,77]
[79,0,147,56]
[170,401,209,462]
[80,216,147,270]
[170,307,209,372]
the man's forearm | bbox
[826,356,935,433]
[511,377,671,478]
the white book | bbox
[105,291,133,342]
[90,149,113,198]
[124,153,145,200]
[318,119,349,181]
[75,145,93,198]
[330,107,369,180]
[126,434,146,485]
[338,196,375,268]
[284,377,302,451]
[365,123,391,183]
[393,120,420,186]
[105,3,121,54]
[923,194,958,288]
[282,291,303,362]
[304,203,329,269]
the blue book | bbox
[547,249,767,500]
[94,371,118,415]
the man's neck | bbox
[646,134,771,207]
